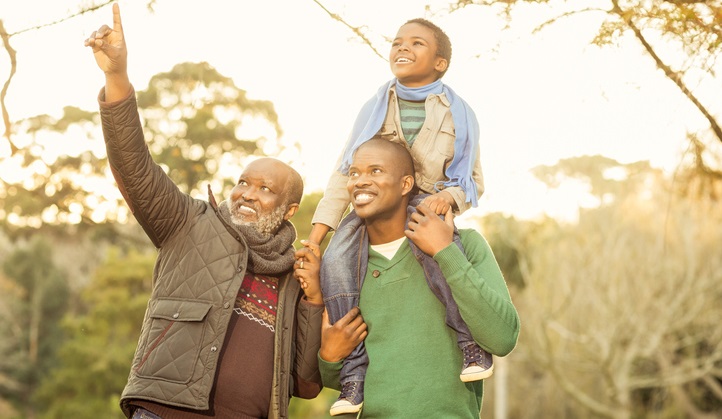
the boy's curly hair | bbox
[404,18,452,78]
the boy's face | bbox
[389,22,448,87]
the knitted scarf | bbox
[338,78,480,207]
[218,200,297,276]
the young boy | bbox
[304,18,489,416]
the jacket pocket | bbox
[136,298,213,384]
[435,124,456,158]
[374,123,399,141]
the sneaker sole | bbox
[460,364,494,382]
[330,402,363,416]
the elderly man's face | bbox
[229,158,292,236]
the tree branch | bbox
[8,0,115,37]
[0,20,18,155]
[533,7,608,34]
[0,1,115,157]
[310,0,387,61]
[611,0,722,143]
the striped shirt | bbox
[398,98,426,146]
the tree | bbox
[0,61,287,239]
[33,248,154,419]
[505,155,722,418]
[0,238,69,418]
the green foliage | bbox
[33,248,154,419]
[292,191,323,249]
[0,238,69,416]
[137,61,283,195]
[531,154,658,199]
[289,387,341,418]
[1,61,284,237]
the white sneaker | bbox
[330,380,364,416]
[460,343,494,382]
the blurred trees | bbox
[0,61,286,240]
[481,155,722,418]
[0,239,69,418]
[33,249,154,419]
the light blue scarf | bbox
[338,79,479,207]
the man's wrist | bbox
[319,348,344,363]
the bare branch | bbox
[0,1,116,157]
[610,0,722,143]
[310,0,387,61]
[8,0,115,37]
[533,7,609,34]
[0,20,18,155]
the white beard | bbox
[229,203,286,237]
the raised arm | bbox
[85,3,197,248]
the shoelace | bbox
[339,381,358,400]
[462,344,484,365]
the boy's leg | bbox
[406,200,494,382]
[331,347,367,416]
[321,211,366,325]
[320,211,368,415]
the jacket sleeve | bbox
[292,298,324,398]
[311,154,351,230]
[99,86,196,248]
[311,95,377,230]
[434,229,520,356]
[445,147,485,215]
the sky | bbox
[0,0,718,225]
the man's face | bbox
[389,22,447,87]
[229,159,292,236]
[347,142,413,223]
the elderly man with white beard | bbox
[85,4,323,418]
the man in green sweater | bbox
[315,138,520,418]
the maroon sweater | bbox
[133,273,280,418]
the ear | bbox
[400,174,415,196]
[434,57,448,74]
[283,203,299,221]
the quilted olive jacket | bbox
[99,88,323,418]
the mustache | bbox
[232,199,258,213]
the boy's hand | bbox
[421,191,454,215]
[294,240,322,305]
[405,203,454,256]
[319,307,367,363]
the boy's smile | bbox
[389,22,448,87]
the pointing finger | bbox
[113,3,123,34]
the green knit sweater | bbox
[319,229,520,418]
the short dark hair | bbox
[404,18,452,78]
[356,139,415,179]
